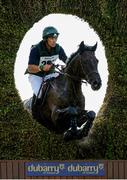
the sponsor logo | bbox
[26,162,105,176]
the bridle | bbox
[54,52,98,84]
[79,55,98,83]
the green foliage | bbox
[0,0,127,159]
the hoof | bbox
[86,111,96,121]
[76,118,94,139]
[63,129,77,142]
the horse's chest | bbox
[57,92,84,108]
[57,93,70,107]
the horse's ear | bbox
[91,42,97,51]
[79,41,84,52]
[80,41,84,47]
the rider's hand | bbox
[42,64,53,72]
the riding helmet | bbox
[42,26,59,40]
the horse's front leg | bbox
[51,106,78,134]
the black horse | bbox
[29,41,102,141]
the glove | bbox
[39,64,44,71]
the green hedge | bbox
[0,0,127,159]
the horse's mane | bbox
[68,41,97,64]
[68,49,79,62]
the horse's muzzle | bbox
[91,80,102,90]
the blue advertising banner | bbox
[25,161,105,176]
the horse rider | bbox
[24,26,68,111]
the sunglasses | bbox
[48,34,58,39]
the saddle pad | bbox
[44,72,60,82]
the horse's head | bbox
[78,41,102,90]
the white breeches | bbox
[28,74,43,98]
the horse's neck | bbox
[65,56,82,105]
[65,78,82,106]
[65,53,81,76]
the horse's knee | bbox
[66,106,78,116]
[51,107,66,125]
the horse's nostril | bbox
[91,80,102,90]
[93,81,98,86]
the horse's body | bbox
[34,74,85,132]
[31,41,102,141]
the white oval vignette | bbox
[14,14,109,114]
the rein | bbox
[54,52,88,83]
[54,65,87,84]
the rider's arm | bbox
[28,47,52,73]
[28,64,52,73]
[27,47,41,73]
[28,64,41,73]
